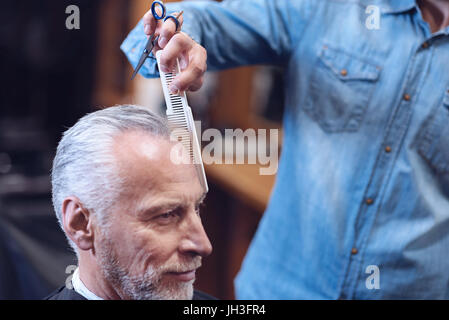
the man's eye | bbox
[159,211,176,219]
[156,210,179,223]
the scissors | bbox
[131,1,183,80]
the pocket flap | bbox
[319,45,381,81]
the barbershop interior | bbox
[0,0,283,299]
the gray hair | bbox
[51,105,170,254]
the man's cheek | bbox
[131,243,164,275]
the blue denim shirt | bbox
[121,0,449,299]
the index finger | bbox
[143,10,157,35]
[142,5,164,35]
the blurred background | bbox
[0,0,284,299]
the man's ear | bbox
[61,197,94,251]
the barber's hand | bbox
[143,9,207,94]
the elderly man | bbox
[45,105,213,300]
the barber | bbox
[122,0,449,299]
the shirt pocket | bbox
[304,43,381,133]
[416,90,449,174]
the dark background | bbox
[0,0,100,299]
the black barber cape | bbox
[45,285,217,300]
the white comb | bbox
[156,50,208,193]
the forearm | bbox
[121,0,310,79]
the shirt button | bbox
[403,94,411,101]
[422,42,429,49]
[366,198,374,205]
[351,248,358,255]
[340,69,348,76]
[385,146,392,153]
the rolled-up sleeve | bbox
[121,0,312,78]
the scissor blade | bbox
[131,36,156,80]
[131,52,148,80]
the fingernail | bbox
[144,25,150,34]
[170,83,179,94]
[159,36,168,48]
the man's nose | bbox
[179,211,213,257]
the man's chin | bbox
[118,280,194,300]
[158,277,195,300]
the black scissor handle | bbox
[151,1,166,20]
[164,15,181,31]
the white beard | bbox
[96,237,198,300]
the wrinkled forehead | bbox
[112,130,200,198]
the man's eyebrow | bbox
[138,192,206,216]
[138,201,181,216]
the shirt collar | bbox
[72,267,104,300]
[380,0,449,36]
[381,0,417,14]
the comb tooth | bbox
[168,114,188,119]
[167,111,185,115]
[168,115,187,120]
[169,123,187,126]
[168,120,188,125]
[168,121,188,124]
[169,121,187,124]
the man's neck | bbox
[78,256,122,300]
[418,0,449,33]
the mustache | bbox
[162,256,202,273]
